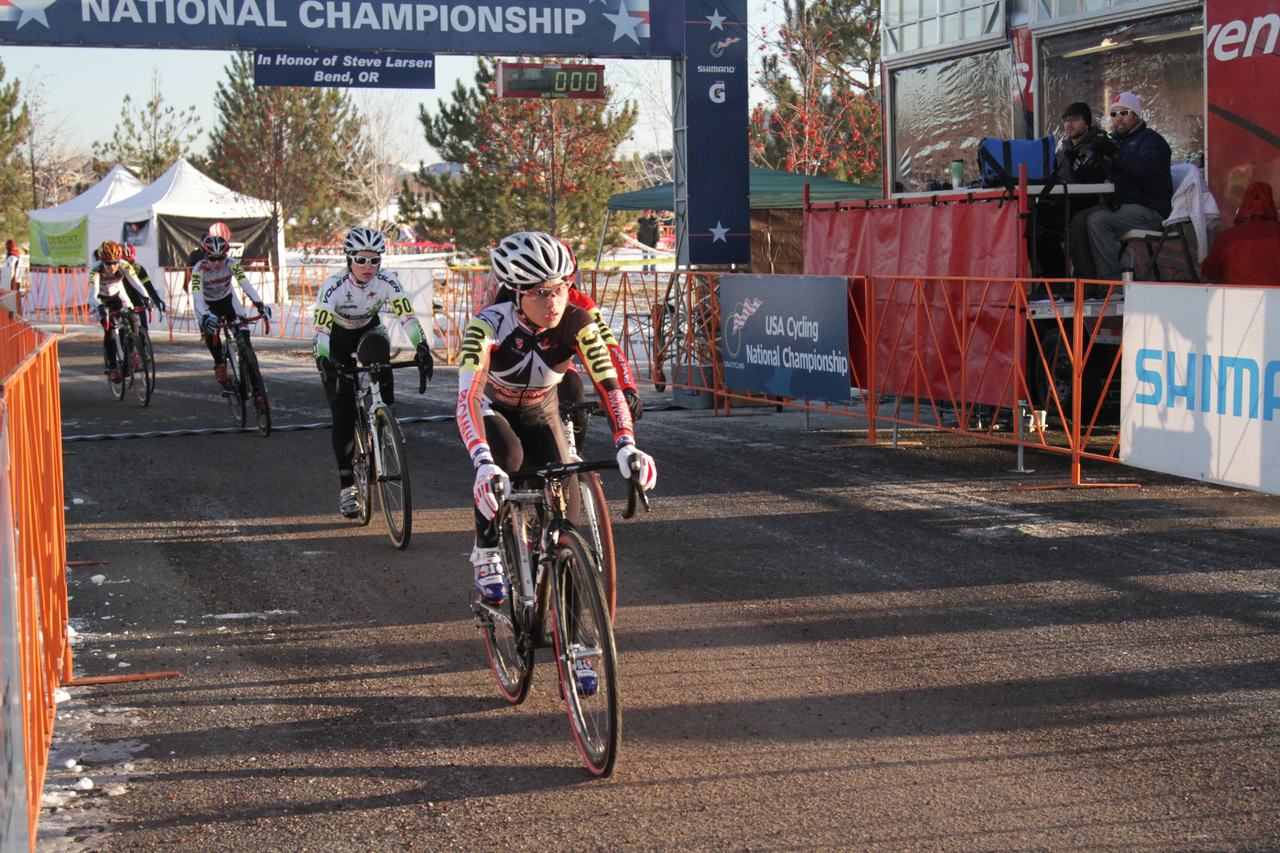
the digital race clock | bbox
[496,62,607,100]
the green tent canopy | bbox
[606,167,881,211]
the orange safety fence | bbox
[623,271,1134,484]
[0,307,69,850]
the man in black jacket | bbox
[1069,91,1173,280]
[1036,101,1116,276]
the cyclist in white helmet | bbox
[457,231,658,621]
[191,234,269,388]
[313,226,435,518]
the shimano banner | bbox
[684,0,749,265]
[253,49,435,88]
[719,274,851,403]
[0,0,682,57]
[1122,283,1280,495]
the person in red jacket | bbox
[1202,181,1280,285]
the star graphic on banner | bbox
[705,9,727,30]
[709,221,730,242]
[13,0,57,28]
[604,0,644,44]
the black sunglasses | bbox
[206,252,227,261]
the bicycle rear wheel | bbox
[352,426,373,526]
[132,333,153,407]
[141,331,156,399]
[478,509,534,704]
[374,406,410,549]
[242,345,271,437]
[579,472,617,620]
[550,528,620,777]
[224,341,246,427]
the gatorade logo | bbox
[1206,15,1280,62]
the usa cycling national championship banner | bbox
[28,217,88,267]
[1121,283,1280,495]
[719,274,851,403]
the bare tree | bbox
[21,71,91,210]
[609,60,674,187]
[92,68,199,182]
[346,92,415,232]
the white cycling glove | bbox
[616,444,658,491]
[473,462,509,520]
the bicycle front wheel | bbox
[133,333,153,407]
[551,528,620,777]
[242,345,271,437]
[374,407,411,548]
[579,472,617,620]
[352,425,373,526]
[224,341,246,427]
[479,508,534,704]
[108,338,126,401]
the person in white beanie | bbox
[1068,90,1173,281]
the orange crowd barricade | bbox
[1,308,70,850]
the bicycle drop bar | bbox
[338,360,430,394]
[507,458,652,519]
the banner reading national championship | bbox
[719,274,851,403]
[0,0,682,57]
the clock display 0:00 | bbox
[554,69,600,94]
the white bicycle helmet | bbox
[490,231,577,291]
[343,226,387,256]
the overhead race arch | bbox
[0,0,749,265]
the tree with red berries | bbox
[751,0,882,185]
[406,59,637,254]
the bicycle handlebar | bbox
[220,313,270,335]
[336,359,430,394]
[503,457,652,519]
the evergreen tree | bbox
[91,70,199,182]
[205,52,368,243]
[410,59,637,254]
[751,0,882,184]
[0,61,31,242]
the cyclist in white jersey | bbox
[313,226,435,518]
[90,241,148,381]
[191,235,270,388]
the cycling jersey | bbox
[89,259,145,304]
[122,260,164,306]
[457,299,633,467]
[191,257,261,317]
[311,269,426,360]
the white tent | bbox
[87,158,285,301]
[28,165,145,266]
[30,164,145,224]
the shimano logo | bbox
[1134,348,1280,420]
[697,64,736,73]
[1206,14,1279,61]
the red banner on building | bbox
[1206,0,1280,219]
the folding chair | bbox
[1118,217,1199,282]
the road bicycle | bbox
[340,359,428,550]
[561,401,617,619]
[216,314,271,436]
[472,457,650,777]
[104,305,155,407]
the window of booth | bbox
[884,0,1005,57]
[1039,10,1205,163]
[890,49,1015,191]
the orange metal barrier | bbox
[639,272,1133,484]
[0,308,70,849]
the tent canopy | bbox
[29,165,145,223]
[607,167,882,211]
[90,158,271,223]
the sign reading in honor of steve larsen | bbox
[719,274,851,404]
[253,49,435,89]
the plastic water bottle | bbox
[951,159,965,189]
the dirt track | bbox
[41,330,1280,850]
